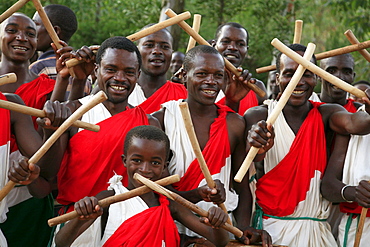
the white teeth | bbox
[293,90,304,95]
[152,59,162,63]
[110,85,126,91]
[203,89,216,95]
[13,46,27,51]
[226,55,236,58]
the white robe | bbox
[260,100,336,247]
[128,84,146,107]
[0,140,10,247]
[338,106,370,247]
[162,99,238,237]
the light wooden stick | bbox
[186,14,202,53]
[31,0,62,49]
[272,38,366,98]
[48,174,180,226]
[165,9,266,98]
[195,239,286,247]
[354,207,368,247]
[0,91,107,202]
[172,14,202,80]
[134,173,243,238]
[179,102,231,224]
[344,30,370,63]
[0,99,99,132]
[293,20,303,44]
[66,11,191,68]
[234,43,316,183]
[0,73,17,86]
[256,39,370,74]
[0,0,30,23]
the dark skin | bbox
[136,30,173,99]
[153,52,272,246]
[22,47,160,198]
[0,13,39,93]
[321,132,370,208]
[54,137,229,247]
[246,52,370,164]
[320,54,361,109]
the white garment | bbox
[338,105,370,247]
[128,84,146,107]
[261,100,336,247]
[52,175,148,247]
[78,94,112,132]
[309,92,321,102]
[0,141,10,247]
[162,100,238,237]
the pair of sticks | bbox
[0,91,107,202]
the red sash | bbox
[217,90,258,115]
[173,104,232,191]
[343,98,357,113]
[138,81,187,114]
[256,102,327,217]
[57,107,149,207]
[340,202,370,216]
[103,193,180,247]
[0,92,10,146]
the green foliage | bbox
[0,0,369,83]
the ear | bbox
[163,161,169,170]
[276,72,281,86]
[94,64,99,78]
[54,26,62,37]
[211,39,216,47]
[122,154,127,167]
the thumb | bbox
[28,163,40,174]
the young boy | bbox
[54,125,230,247]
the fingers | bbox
[241,227,273,247]
[75,46,96,63]
[74,197,102,219]
[247,120,273,148]
[8,157,30,183]
[355,180,370,208]
[37,101,71,129]
[204,206,228,228]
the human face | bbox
[185,52,225,105]
[137,30,173,76]
[32,12,51,52]
[320,55,355,101]
[213,25,248,67]
[350,84,370,104]
[276,52,317,106]
[268,70,279,95]
[124,137,167,189]
[1,14,37,62]
[169,52,184,74]
[95,48,140,104]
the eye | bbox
[220,40,230,44]
[27,32,36,38]
[105,68,116,73]
[303,73,314,78]
[161,44,171,50]
[5,28,16,34]
[283,73,293,78]
[143,43,154,48]
[132,159,141,163]
[327,68,336,74]
[215,73,224,79]
[152,161,161,166]
[125,70,135,76]
[238,42,246,47]
[196,72,207,77]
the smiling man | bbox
[128,26,187,114]
[244,43,370,247]
[212,22,267,115]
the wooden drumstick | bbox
[0,73,17,86]
[0,99,99,132]
[354,180,370,247]
[31,0,62,49]
[273,38,366,98]
[165,9,266,99]
[172,14,202,81]
[186,14,202,52]
[66,12,191,68]
[179,102,231,224]
[48,174,180,226]
[235,43,316,182]
[293,20,303,44]
[0,91,108,202]
[344,30,370,63]
[134,173,243,238]
[256,39,370,74]
[0,0,30,23]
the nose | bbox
[227,41,237,50]
[152,43,163,55]
[139,162,151,173]
[113,70,127,82]
[16,31,27,41]
[204,74,217,85]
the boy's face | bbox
[123,137,167,189]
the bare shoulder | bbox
[4,93,25,104]
[318,103,347,122]
[151,108,166,130]
[226,111,245,130]
[243,105,268,125]
[147,114,161,128]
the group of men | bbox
[0,3,369,247]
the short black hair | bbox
[320,53,355,69]
[96,36,142,69]
[183,45,223,71]
[215,22,249,45]
[44,4,77,42]
[124,125,170,159]
[276,43,317,73]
